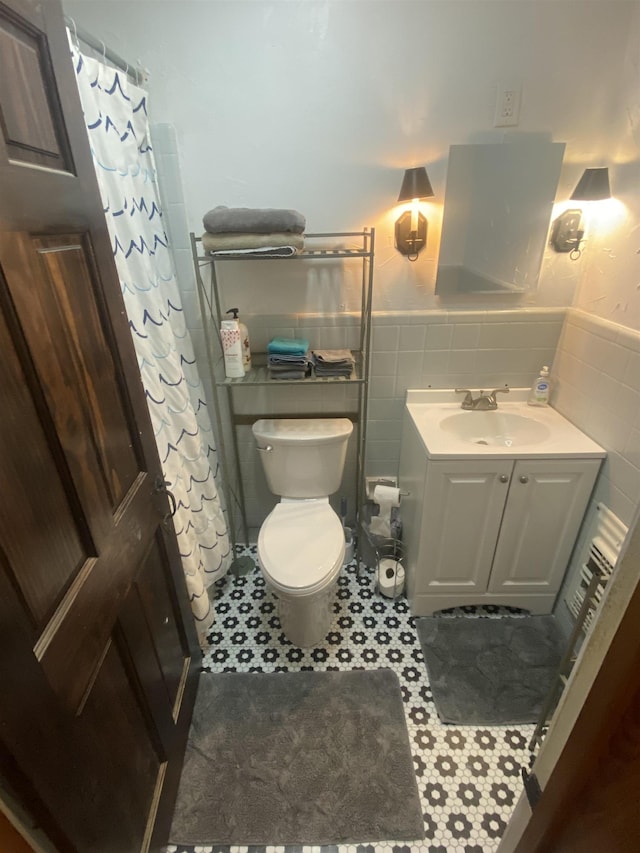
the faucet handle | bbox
[490,387,510,397]
[455,388,474,408]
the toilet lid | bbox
[259,501,345,593]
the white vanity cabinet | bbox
[399,403,602,616]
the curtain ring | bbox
[99,38,107,63]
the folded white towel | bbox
[201,231,304,254]
[211,245,299,257]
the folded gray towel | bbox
[312,351,354,377]
[314,366,354,377]
[269,370,307,380]
[312,349,355,364]
[268,354,309,366]
[203,206,306,235]
[315,364,352,378]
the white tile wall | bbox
[552,308,640,529]
[365,308,565,478]
[551,308,640,632]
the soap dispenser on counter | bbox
[528,366,550,407]
[226,308,251,372]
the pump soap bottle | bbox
[220,312,245,379]
[528,366,550,407]
[226,308,251,372]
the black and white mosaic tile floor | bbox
[168,548,534,853]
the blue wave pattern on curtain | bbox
[70,41,230,635]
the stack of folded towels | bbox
[312,349,355,378]
[267,337,310,380]
[201,206,306,256]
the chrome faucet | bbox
[455,387,509,411]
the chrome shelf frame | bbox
[191,228,375,560]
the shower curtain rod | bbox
[64,17,147,87]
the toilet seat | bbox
[258,499,345,596]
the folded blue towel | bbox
[267,336,309,356]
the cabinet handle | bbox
[499,474,509,483]
[519,475,529,484]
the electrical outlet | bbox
[494,84,521,127]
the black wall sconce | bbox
[551,167,611,259]
[395,166,434,261]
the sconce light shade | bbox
[395,166,434,261]
[570,167,611,201]
[551,167,611,258]
[397,166,435,202]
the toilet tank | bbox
[252,418,353,498]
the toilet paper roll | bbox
[372,485,401,507]
[371,484,401,538]
[378,557,405,598]
[369,515,390,537]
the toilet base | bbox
[272,576,339,647]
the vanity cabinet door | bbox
[416,460,513,595]
[488,459,600,596]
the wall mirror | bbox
[435,140,565,295]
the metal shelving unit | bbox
[190,228,375,558]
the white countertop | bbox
[405,388,606,460]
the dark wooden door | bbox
[0,1,200,850]
[514,519,640,853]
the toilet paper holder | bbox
[365,476,410,501]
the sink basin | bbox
[404,388,607,459]
[439,411,551,447]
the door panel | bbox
[0,1,200,850]
[0,6,73,171]
[135,536,192,713]
[32,233,141,500]
[3,231,141,543]
[36,477,157,715]
[0,287,87,629]
[79,635,163,851]
[118,533,193,748]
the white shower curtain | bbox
[70,40,230,637]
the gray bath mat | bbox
[169,669,425,845]
[415,615,566,725]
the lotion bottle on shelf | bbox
[528,365,550,407]
[226,307,251,372]
[220,316,245,379]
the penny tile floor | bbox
[168,548,534,853]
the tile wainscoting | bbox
[551,308,640,630]
[230,308,565,530]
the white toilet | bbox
[252,417,353,647]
